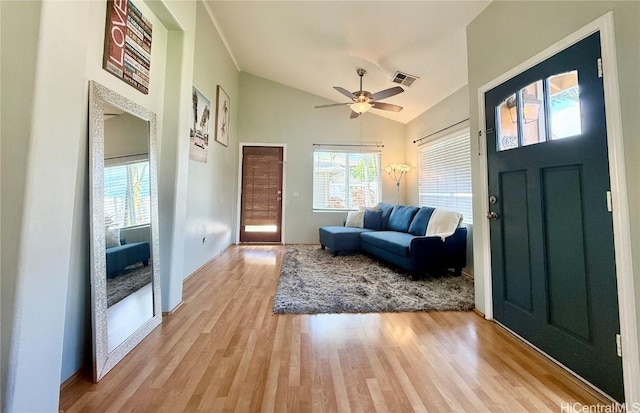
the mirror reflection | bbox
[103,104,154,352]
[90,81,161,382]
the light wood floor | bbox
[60,245,610,412]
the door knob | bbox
[486,211,499,221]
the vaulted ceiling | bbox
[205,1,491,124]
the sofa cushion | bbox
[377,202,394,229]
[387,205,419,233]
[360,231,415,257]
[408,207,436,236]
[363,209,383,230]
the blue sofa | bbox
[319,203,467,277]
[106,240,150,278]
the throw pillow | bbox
[363,209,383,230]
[345,210,365,228]
[105,227,121,248]
[408,207,436,236]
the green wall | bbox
[237,72,407,243]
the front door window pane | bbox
[548,71,581,139]
[521,80,546,146]
[496,93,519,151]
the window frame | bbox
[312,149,382,212]
[496,70,582,152]
[103,159,151,230]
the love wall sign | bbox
[103,0,153,94]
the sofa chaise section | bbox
[106,241,150,278]
[319,226,373,255]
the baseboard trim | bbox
[60,370,83,391]
[184,243,233,283]
[162,300,184,316]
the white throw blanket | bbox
[426,208,463,241]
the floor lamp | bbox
[385,163,412,204]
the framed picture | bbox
[103,0,152,94]
[215,85,230,146]
[189,87,210,163]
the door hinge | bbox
[606,191,613,212]
[477,130,482,156]
[597,57,603,78]
[616,334,622,357]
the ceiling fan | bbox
[315,68,404,119]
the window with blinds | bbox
[104,161,151,229]
[418,129,473,224]
[313,150,381,211]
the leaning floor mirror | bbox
[89,81,162,381]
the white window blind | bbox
[418,129,473,224]
[104,161,151,229]
[313,150,381,211]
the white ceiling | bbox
[205,1,491,124]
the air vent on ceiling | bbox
[391,71,419,87]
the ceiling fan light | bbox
[350,101,372,114]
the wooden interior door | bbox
[240,146,283,243]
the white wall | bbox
[467,0,640,365]
[0,0,199,410]
[1,1,42,408]
[59,0,170,387]
[237,73,407,244]
[182,2,240,278]
[1,1,92,409]
[104,113,150,160]
[404,85,473,274]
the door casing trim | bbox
[236,143,287,244]
[476,12,639,404]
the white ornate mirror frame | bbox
[89,81,162,381]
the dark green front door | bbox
[485,32,623,402]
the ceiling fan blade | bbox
[372,102,403,112]
[350,110,360,119]
[315,102,351,108]
[371,86,404,101]
[334,86,356,99]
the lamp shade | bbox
[350,101,372,114]
[522,93,542,123]
[385,163,412,183]
[385,163,412,204]
[507,92,542,123]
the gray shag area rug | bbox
[107,263,152,307]
[272,245,475,314]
